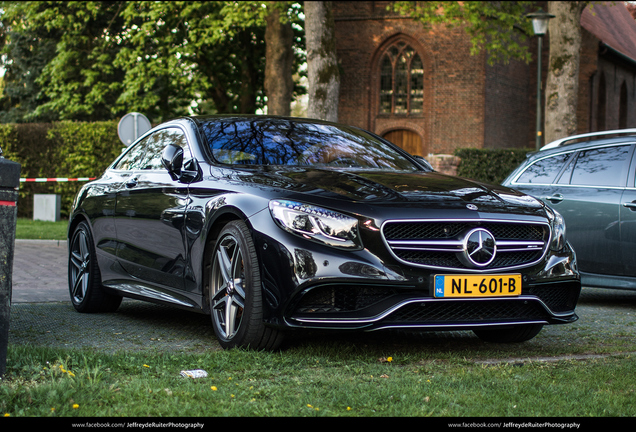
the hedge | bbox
[454,147,533,185]
[0,121,123,219]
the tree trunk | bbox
[264,6,294,116]
[544,1,587,145]
[304,1,340,122]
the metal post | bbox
[0,146,21,378]
[535,35,543,151]
[527,9,554,151]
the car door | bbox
[114,128,192,294]
[618,147,636,276]
[548,144,633,277]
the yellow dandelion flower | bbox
[68,372,75,377]
[211,386,217,391]
[72,404,79,409]
[387,356,393,362]
[307,404,313,408]
[347,407,352,411]
[4,413,10,417]
[143,364,150,368]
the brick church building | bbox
[333,1,636,158]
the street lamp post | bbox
[527,9,555,151]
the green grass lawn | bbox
[2,343,635,418]
[14,218,68,240]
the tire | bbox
[473,324,544,343]
[208,220,284,350]
[68,221,122,313]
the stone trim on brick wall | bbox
[427,154,461,176]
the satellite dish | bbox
[118,112,152,146]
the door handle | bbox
[622,201,636,210]
[544,194,563,204]
[125,177,138,188]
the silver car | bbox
[503,129,636,290]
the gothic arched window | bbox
[379,41,424,115]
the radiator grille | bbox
[382,220,550,271]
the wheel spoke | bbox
[79,232,89,262]
[217,246,232,286]
[70,250,83,270]
[72,269,84,298]
[211,285,228,304]
[231,278,246,307]
[225,299,238,337]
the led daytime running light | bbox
[269,200,361,249]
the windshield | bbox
[198,117,420,171]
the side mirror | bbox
[161,144,201,183]
[162,145,184,180]
[412,154,434,171]
[180,158,201,183]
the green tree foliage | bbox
[0,1,304,123]
[0,3,59,123]
[390,1,537,65]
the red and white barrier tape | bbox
[20,177,96,183]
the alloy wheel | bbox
[210,233,246,341]
[69,227,91,304]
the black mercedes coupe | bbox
[68,115,580,350]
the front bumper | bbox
[285,279,580,330]
[249,208,581,332]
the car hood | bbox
[226,167,545,214]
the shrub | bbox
[0,121,122,218]
[454,148,533,185]
[47,121,123,218]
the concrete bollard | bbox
[0,145,21,378]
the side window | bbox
[139,128,192,170]
[515,153,572,184]
[556,156,575,184]
[113,136,152,171]
[113,128,193,171]
[568,145,632,187]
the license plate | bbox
[434,274,522,298]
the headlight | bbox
[545,206,566,251]
[269,200,361,249]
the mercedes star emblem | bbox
[460,228,496,268]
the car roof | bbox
[541,129,636,151]
[525,131,636,162]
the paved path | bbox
[9,239,218,352]
[11,239,69,303]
